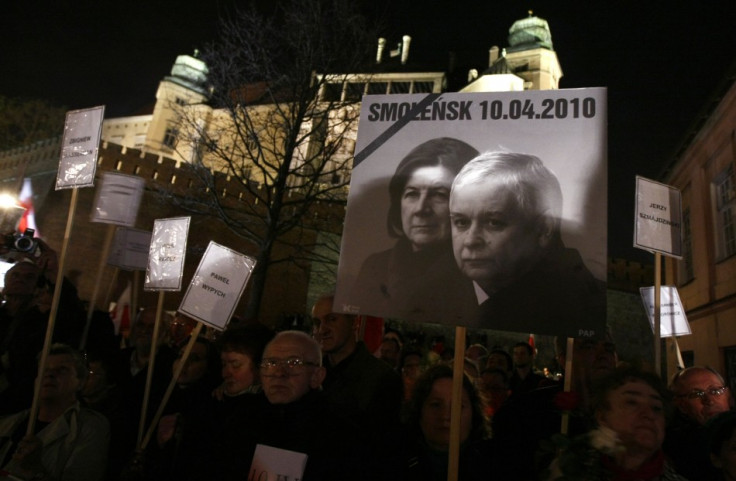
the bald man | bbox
[217,331,366,481]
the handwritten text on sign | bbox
[56,105,105,190]
[178,241,255,331]
[634,176,683,258]
[144,217,190,291]
[639,285,691,337]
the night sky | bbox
[2,1,735,263]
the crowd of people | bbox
[1,243,736,480]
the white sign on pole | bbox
[634,176,683,258]
[178,241,255,331]
[249,444,307,481]
[91,172,145,226]
[144,217,190,291]
[56,105,105,190]
[108,227,152,271]
[334,88,608,338]
[640,285,691,337]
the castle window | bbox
[321,83,342,102]
[343,82,365,101]
[163,128,179,149]
[714,163,736,260]
[412,81,435,93]
[175,97,187,106]
[678,206,694,284]
[389,82,411,94]
[367,82,389,95]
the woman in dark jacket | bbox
[402,364,496,481]
[352,138,477,321]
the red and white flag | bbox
[110,281,132,335]
[17,178,38,235]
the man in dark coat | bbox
[664,366,734,481]
[448,151,606,338]
[216,330,366,481]
[312,294,403,432]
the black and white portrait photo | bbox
[336,89,608,338]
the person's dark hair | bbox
[404,364,489,442]
[387,138,478,238]
[467,343,488,353]
[487,349,513,372]
[398,344,424,371]
[176,336,222,390]
[217,323,275,368]
[381,337,401,352]
[591,365,672,419]
[514,342,534,356]
[383,327,404,345]
[43,343,88,387]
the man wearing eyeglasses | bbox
[670,367,732,425]
[216,330,365,481]
[665,366,734,481]
[259,330,326,405]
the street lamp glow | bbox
[0,193,20,210]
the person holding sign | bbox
[352,138,478,319]
[0,344,110,481]
[148,337,221,481]
[0,240,86,416]
[401,364,497,480]
[447,151,606,336]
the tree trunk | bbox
[243,244,272,320]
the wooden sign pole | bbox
[102,267,120,315]
[447,326,466,481]
[79,224,116,350]
[141,322,203,451]
[27,188,79,435]
[654,252,662,376]
[561,337,575,435]
[135,290,166,450]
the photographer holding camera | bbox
[0,235,86,415]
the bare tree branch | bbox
[158,0,377,318]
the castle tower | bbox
[461,11,562,92]
[145,51,213,162]
[504,12,563,90]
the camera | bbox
[4,228,39,256]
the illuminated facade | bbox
[100,13,561,185]
[6,13,651,331]
[661,78,736,377]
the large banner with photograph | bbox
[334,89,607,338]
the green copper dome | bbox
[166,50,211,97]
[507,11,553,52]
